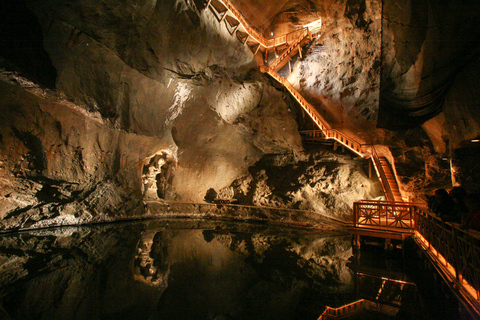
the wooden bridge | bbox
[351,200,480,318]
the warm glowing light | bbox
[303,18,322,33]
[414,231,480,304]
[471,139,480,143]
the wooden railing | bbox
[211,0,312,50]
[353,201,480,316]
[210,0,402,204]
[369,146,395,201]
[415,209,480,302]
[260,66,331,132]
[269,29,311,70]
[353,200,420,231]
[211,0,267,45]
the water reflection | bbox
[0,219,437,319]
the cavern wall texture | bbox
[0,0,479,230]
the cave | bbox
[1,0,480,318]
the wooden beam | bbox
[299,46,302,58]
[206,0,212,8]
[220,12,227,23]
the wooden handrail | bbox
[353,202,480,317]
[415,209,480,293]
[211,0,315,50]
[370,146,395,201]
[353,200,417,231]
[209,0,402,204]
[269,29,310,70]
[260,66,331,132]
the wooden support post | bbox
[385,238,393,250]
[264,48,268,63]
[243,35,249,45]
[288,59,292,73]
[333,141,338,151]
[368,160,372,179]
[299,47,302,58]
[232,24,239,34]
[220,12,227,23]
[354,234,361,249]
[254,44,260,55]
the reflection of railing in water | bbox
[317,299,367,319]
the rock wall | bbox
[0,0,306,230]
[1,0,479,229]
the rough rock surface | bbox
[229,150,381,220]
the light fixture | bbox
[471,139,480,143]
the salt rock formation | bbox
[1,0,479,230]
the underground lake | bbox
[0,219,462,320]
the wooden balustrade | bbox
[212,0,314,51]
[269,29,310,70]
[415,208,480,299]
[353,200,420,231]
[353,200,480,314]
[260,66,331,132]
[369,146,395,201]
[211,0,402,205]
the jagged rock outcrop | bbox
[230,150,381,220]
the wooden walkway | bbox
[206,0,402,202]
[351,200,480,318]
[203,5,480,317]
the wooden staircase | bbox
[205,0,403,203]
[268,28,312,72]
[379,157,403,202]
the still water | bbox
[0,219,460,320]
